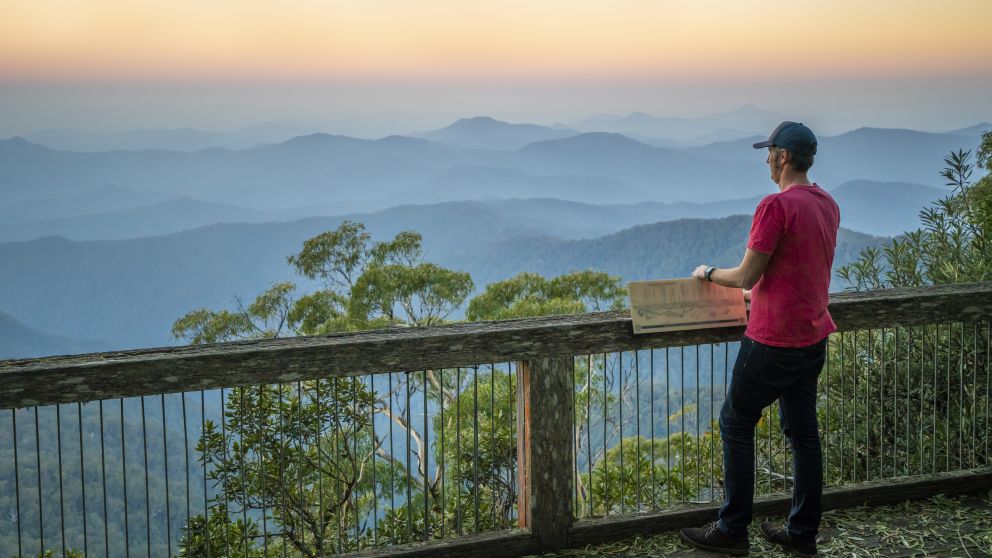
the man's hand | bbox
[692,264,710,280]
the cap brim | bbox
[752,139,773,149]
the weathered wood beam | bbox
[341,530,537,558]
[338,467,991,558]
[2,282,991,409]
[568,467,992,547]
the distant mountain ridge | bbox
[2,117,986,213]
[0,310,108,358]
[417,116,578,150]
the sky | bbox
[1,0,990,137]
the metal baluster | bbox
[491,364,497,527]
[218,389,227,558]
[930,324,940,474]
[387,373,395,544]
[99,400,109,558]
[709,344,715,500]
[78,403,88,557]
[618,353,625,514]
[406,372,414,540]
[56,405,66,558]
[473,366,481,533]
[972,323,978,469]
[277,383,287,556]
[946,323,952,472]
[201,390,210,557]
[12,409,23,558]
[258,387,269,557]
[238,388,249,558]
[141,397,151,558]
[635,351,642,511]
[573,360,580,518]
[603,353,609,512]
[353,378,360,546]
[986,321,991,464]
[959,322,965,470]
[120,399,131,558]
[918,326,925,475]
[34,406,44,556]
[840,332,846,482]
[424,370,430,540]
[587,355,593,517]
[680,347,686,503]
[316,380,325,551]
[650,349,656,511]
[439,369,446,538]
[665,348,671,508]
[370,378,378,546]
[297,382,305,550]
[182,393,190,551]
[455,368,462,534]
[695,345,701,500]
[866,329,872,481]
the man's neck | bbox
[777,169,812,191]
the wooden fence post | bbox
[516,357,575,550]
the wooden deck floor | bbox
[536,491,992,558]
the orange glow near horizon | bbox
[1,0,990,83]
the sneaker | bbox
[679,521,749,555]
[759,521,817,556]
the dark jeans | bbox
[717,335,827,544]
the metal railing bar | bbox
[238,387,249,558]
[35,406,44,555]
[12,409,23,558]
[473,365,480,535]
[140,397,150,558]
[218,388,226,558]
[680,347,685,504]
[665,348,671,509]
[78,402,88,558]
[278,383,288,557]
[635,351,642,512]
[99,400,109,558]
[650,349,656,511]
[57,404,67,558]
[119,399,130,558]
[438,369,445,540]
[490,363,496,529]
[424,370,430,541]
[602,353,609,513]
[587,354,593,518]
[455,367,462,535]
[202,389,211,557]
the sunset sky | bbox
[1,0,990,136]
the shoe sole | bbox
[679,530,749,556]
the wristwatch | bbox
[705,266,716,282]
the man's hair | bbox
[786,149,814,172]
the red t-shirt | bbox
[745,183,840,347]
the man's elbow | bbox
[740,273,762,290]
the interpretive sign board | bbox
[628,278,747,334]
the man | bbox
[679,121,840,556]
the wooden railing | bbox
[1,282,991,557]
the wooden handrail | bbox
[1,282,991,410]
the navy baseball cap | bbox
[753,121,817,156]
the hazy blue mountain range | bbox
[23,122,317,152]
[0,310,108,358]
[1,121,984,215]
[415,116,579,150]
[569,105,792,144]
[0,180,947,242]
[0,209,882,354]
